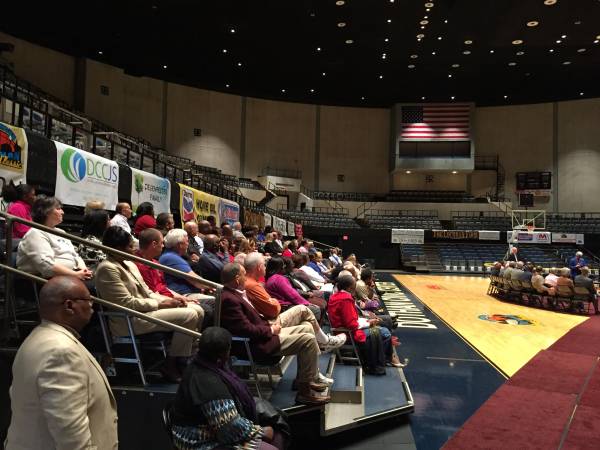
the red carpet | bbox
[443,316,600,450]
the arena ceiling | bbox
[2,0,600,107]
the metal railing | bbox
[1,212,223,340]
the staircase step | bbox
[329,365,363,404]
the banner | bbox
[478,230,501,241]
[178,183,218,225]
[0,122,28,209]
[131,167,171,215]
[55,141,118,209]
[432,230,479,240]
[294,223,303,239]
[218,198,240,226]
[286,221,295,237]
[508,230,552,244]
[391,229,424,244]
[263,213,272,228]
[551,233,585,245]
[273,216,287,233]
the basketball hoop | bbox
[527,224,535,232]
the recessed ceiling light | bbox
[448,74,452,78]
[556,39,562,43]
[385,38,390,42]
[490,49,495,53]
[237,62,242,66]
[426,8,430,11]
[387,19,392,23]
[464,40,473,45]
[410,54,418,59]
[421,26,426,29]
[452,63,460,68]
[390,0,395,3]
[574,20,581,25]
[544,0,557,5]
[162,65,167,69]
[322,72,326,76]
[417,38,422,42]
[281,89,286,93]
[431,51,436,55]
[516,51,525,56]
[561,34,567,39]
[222,49,228,53]
[512,39,523,45]
[508,62,517,66]
[549,48,554,52]
[425,2,434,7]
[452,170,458,174]
[225,84,230,88]
[335,0,345,5]
[437,36,442,40]
[596,35,600,40]
[504,95,508,99]
[420,20,429,25]
[463,50,471,55]
[151,5,158,9]
[580,92,584,96]
[230,28,236,33]
[345,39,354,44]
[406,170,412,174]
[98,51,103,55]
[316,47,321,51]
[421,96,426,100]
[408,64,416,68]
[563,61,571,65]
[527,21,539,27]
[444,19,448,23]
[361,96,366,100]
[337,22,346,27]
[379,75,384,79]
[595,40,600,44]
[451,96,455,100]
[424,16,428,19]
[577,48,586,52]
[310,88,315,93]
[417,34,425,39]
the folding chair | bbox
[555,285,575,311]
[230,336,283,397]
[573,286,595,314]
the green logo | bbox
[60,148,86,183]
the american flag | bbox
[401,104,471,141]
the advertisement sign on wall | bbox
[54,141,119,209]
[178,183,219,225]
[508,230,552,244]
[287,221,295,237]
[272,216,287,233]
[263,213,272,228]
[218,198,240,226]
[478,230,501,241]
[391,229,425,244]
[131,167,171,215]
[551,233,585,245]
[0,122,28,209]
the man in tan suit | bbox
[6,276,118,450]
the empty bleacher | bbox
[452,211,512,231]
[366,210,442,230]
[386,190,475,203]
[546,213,600,233]
[277,208,360,229]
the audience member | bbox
[110,202,133,233]
[299,253,326,285]
[219,263,330,405]
[329,247,343,266]
[84,200,105,215]
[170,327,286,450]
[196,234,230,283]
[184,221,203,273]
[574,267,599,314]
[531,266,555,296]
[490,261,502,277]
[569,251,587,278]
[297,239,309,254]
[509,261,525,281]
[505,246,519,263]
[503,261,516,280]
[282,240,297,258]
[328,276,404,374]
[264,232,282,255]
[2,181,35,238]
[17,195,92,281]
[232,221,244,239]
[5,276,118,449]
[544,267,559,287]
[156,212,175,237]
[77,209,110,266]
[133,202,156,237]
[556,267,574,289]
[198,219,212,237]
[95,226,200,382]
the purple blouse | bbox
[265,273,310,307]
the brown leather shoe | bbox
[296,388,331,406]
[291,379,328,392]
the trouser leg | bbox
[278,324,319,382]
[278,305,318,334]
[140,308,198,357]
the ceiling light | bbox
[410,54,418,59]
[345,39,354,44]
[316,47,321,51]
[544,0,557,5]
[448,74,452,78]
[463,50,471,55]
[417,34,425,39]
[516,51,525,56]
[561,34,567,38]
[512,39,523,45]
[322,72,326,76]
[504,95,508,99]
[281,89,286,93]
[425,2,434,7]
[596,35,600,40]
[379,75,384,79]
[390,0,395,2]
[385,38,390,42]
[577,48,586,52]
[421,26,425,29]
[549,48,554,52]
[426,8,430,11]
[424,16,428,19]
[420,20,429,25]
[387,19,392,23]
[464,40,473,45]
[237,62,242,66]
[489,49,495,53]
[574,20,581,25]
[444,19,448,23]
[451,96,455,100]
[310,88,315,93]
[162,65,167,69]
[563,61,571,65]
[417,38,422,42]
[408,64,416,68]
[431,51,436,55]
[222,49,228,53]
[421,96,426,100]
[338,22,346,27]
[225,84,230,88]
[527,21,539,27]
[361,96,366,100]
[335,0,345,5]
[595,40,599,44]
[452,170,458,174]
[508,62,517,66]
[452,63,460,68]
[580,92,584,96]
[230,28,236,33]
[556,39,562,43]
[98,51,103,55]
[438,36,443,40]
[406,170,412,174]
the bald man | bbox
[110,202,132,234]
[6,276,118,449]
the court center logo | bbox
[478,314,534,325]
[60,148,86,183]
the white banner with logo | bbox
[507,230,552,244]
[552,233,585,245]
[286,221,295,237]
[131,167,171,215]
[54,142,119,209]
[478,230,501,241]
[263,213,272,227]
[391,228,425,244]
[272,216,287,233]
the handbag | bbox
[253,397,292,448]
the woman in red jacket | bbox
[328,275,404,374]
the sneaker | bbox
[316,372,334,386]
[320,333,347,352]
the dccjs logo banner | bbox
[54,142,119,209]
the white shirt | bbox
[110,214,131,234]
[329,254,342,266]
[193,235,204,254]
[300,265,325,284]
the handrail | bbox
[309,238,335,250]
[0,264,201,339]
[0,212,222,290]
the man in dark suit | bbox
[574,266,599,314]
[569,251,587,279]
[219,262,330,405]
[197,234,229,283]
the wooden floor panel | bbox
[393,275,587,376]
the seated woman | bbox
[556,267,575,289]
[95,226,203,382]
[77,209,110,267]
[2,182,36,238]
[171,327,286,450]
[133,202,156,237]
[283,257,328,307]
[531,266,555,296]
[355,268,396,331]
[265,256,322,320]
[328,275,405,374]
[282,240,297,258]
[17,195,92,282]
[544,267,559,288]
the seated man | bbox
[244,252,345,353]
[531,266,555,296]
[503,261,516,280]
[490,261,502,277]
[328,275,405,374]
[574,266,599,314]
[197,234,230,283]
[156,212,175,237]
[219,263,331,406]
[355,268,396,331]
[516,263,533,283]
[135,228,212,329]
[509,261,525,281]
[544,267,559,287]
[158,229,216,326]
